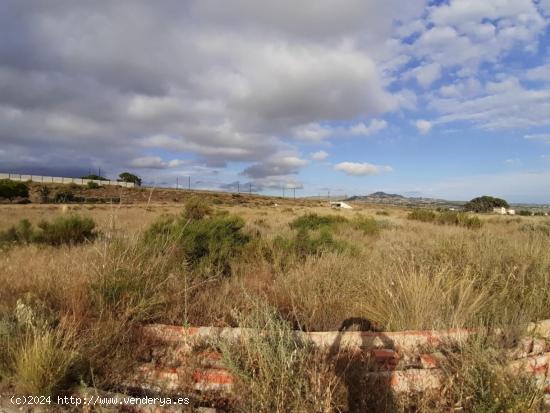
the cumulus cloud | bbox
[415,120,433,134]
[311,150,329,161]
[0,0,422,183]
[334,161,393,176]
[241,156,309,179]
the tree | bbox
[0,180,29,202]
[118,172,142,186]
[81,174,107,181]
[463,195,509,213]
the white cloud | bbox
[293,118,387,141]
[349,119,388,136]
[415,119,432,134]
[504,158,521,166]
[242,155,309,178]
[525,134,550,143]
[431,78,550,130]
[129,156,187,169]
[407,62,442,87]
[525,64,550,82]
[334,161,393,176]
[293,123,332,141]
[311,150,329,161]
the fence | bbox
[0,173,135,188]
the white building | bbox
[493,207,515,215]
[330,201,353,209]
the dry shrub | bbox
[13,326,78,396]
[430,335,545,412]
[217,300,341,413]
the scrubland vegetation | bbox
[1,197,549,411]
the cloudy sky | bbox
[1,0,550,202]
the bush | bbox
[375,210,390,216]
[54,190,75,203]
[290,213,347,231]
[408,209,437,222]
[274,228,348,259]
[0,220,34,244]
[409,210,482,229]
[352,215,383,235]
[13,328,77,397]
[464,196,509,213]
[0,179,29,202]
[438,337,544,412]
[518,210,532,216]
[39,186,50,203]
[86,181,100,189]
[217,300,340,413]
[145,212,249,277]
[183,197,212,221]
[36,215,96,245]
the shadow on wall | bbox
[332,317,398,413]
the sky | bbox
[1,0,550,202]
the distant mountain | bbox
[346,192,464,207]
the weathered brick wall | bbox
[115,320,550,412]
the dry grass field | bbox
[1,193,550,412]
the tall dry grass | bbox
[0,202,549,408]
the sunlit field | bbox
[1,194,550,412]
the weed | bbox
[217,300,340,413]
[407,209,437,222]
[289,213,347,231]
[37,215,96,245]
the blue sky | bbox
[1,0,550,202]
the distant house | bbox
[493,207,515,215]
[330,201,353,209]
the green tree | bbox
[463,196,509,213]
[118,172,141,186]
[0,180,29,202]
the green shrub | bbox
[375,210,390,216]
[409,210,482,229]
[408,209,437,222]
[86,181,100,189]
[13,328,77,397]
[518,210,532,216]
[0,219,34,243]
[290,213,347,231]
[352,215,383,235]
[180,215,249,275]
[275,228,348,259]
[36,215,96,245]
[145,212,249,277]
[0,179,29,202]
[183,197,212,221]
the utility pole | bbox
[188,176,191,190]
[237,182,240,193]
[282,187,285,198]
[249,183,252,194]
[176,176,179,189]
[328,190,330,204]
[293,187,296,200]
